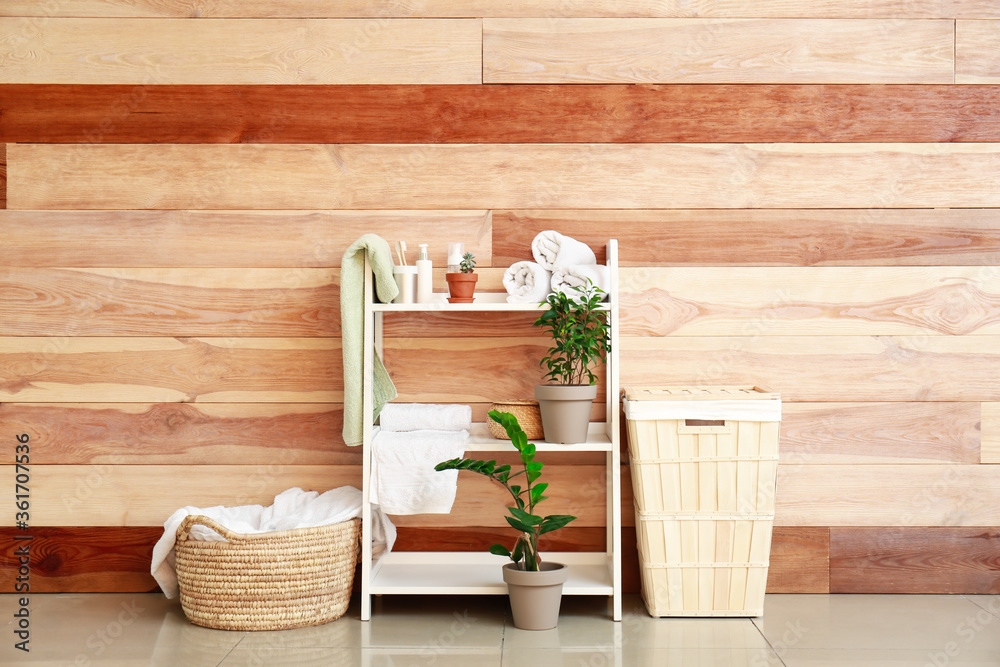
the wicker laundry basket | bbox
[488,400,545,440]
[174,514,359,631]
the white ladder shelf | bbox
[360,240,622,622]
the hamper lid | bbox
[623,386,781,422]
[623,386,778,401]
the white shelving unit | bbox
[360,240,621,622]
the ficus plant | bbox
[535,282,610,386]
[434,410,576,571]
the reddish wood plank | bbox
[0,403,353,465]
[766,527,830,594]
[0,527,161,593]
[831,527,1000,593]
[0,523,827,595]
[3,84,1000,144]
[494,209,1000,267]
[0,268,338,337]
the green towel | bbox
[341,234,399,447]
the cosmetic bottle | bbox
[447,242,465,273]
[416,244,433,303]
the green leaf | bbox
[508,507,543,525]
[538,514,577,535]
[489,544,511,557]
[529,482,548,505]
[506,516,536,533]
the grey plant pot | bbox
[502,561,569,630]
[534,384,598,444]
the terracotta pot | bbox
[534,384,598,444]
[502,561,568,630]
[446,272,478,303]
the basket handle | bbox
[176,514,246,542]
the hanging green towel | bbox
[341,234,399,447]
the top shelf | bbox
[373,292,610,312]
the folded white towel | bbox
[380,403,472,432]
[150,486,396,599]
[551,264,611,301]
[503,261,552,304]
[371,429,468,515]
[531,230,597,271]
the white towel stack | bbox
[504,230,605,303]
[371,404,471,515]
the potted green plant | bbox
[435,410,577,630]
[534,282,610,444]
[446,252,478,303]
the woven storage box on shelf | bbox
[488,400,544,440]
[174,514,359,631]
[623,386,781,618]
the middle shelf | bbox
[374,422,614,452]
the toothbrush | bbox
[399,241,408,266]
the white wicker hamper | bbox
[624,386,781,617]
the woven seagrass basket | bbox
[489,400,545,440]
[174,514,359,631]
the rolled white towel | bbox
[531,230,597,271]
[551,265,611,301]
[503,261,552,304]
[380,403,471,432]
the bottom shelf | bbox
[369,551,615,596]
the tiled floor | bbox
[3,593,1000,666]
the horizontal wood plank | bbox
[0,337,340,403]
[980,402,1000,463]
[766,527,830,594]
[0,18,481,85]
[957,20,1000,83]
[12,465,360,526]
[0,403,352,465]
[0,268,338,336]
[830,527,1000,593]
[781,402,980,465]
[0,524,831,595]
[775,464,1000,526]
[622,335,1000,402]
[5,85,1000,144]
[0,210,491,267]
[485,19,954,84]
[383,337,605,404]
[0,527,161,593]
[9,464,614,527]
[495,209,1000,267]
[1,0,997,18]
[621,267,1000,336]
[11,143,1000,210]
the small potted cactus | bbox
[446,251,478,303]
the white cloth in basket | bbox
[151,486,396,599]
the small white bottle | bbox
[447,242,465,273]
[416,244,433,303]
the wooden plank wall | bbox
[2,2,1000,596]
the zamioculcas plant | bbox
[435,410,576,571]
